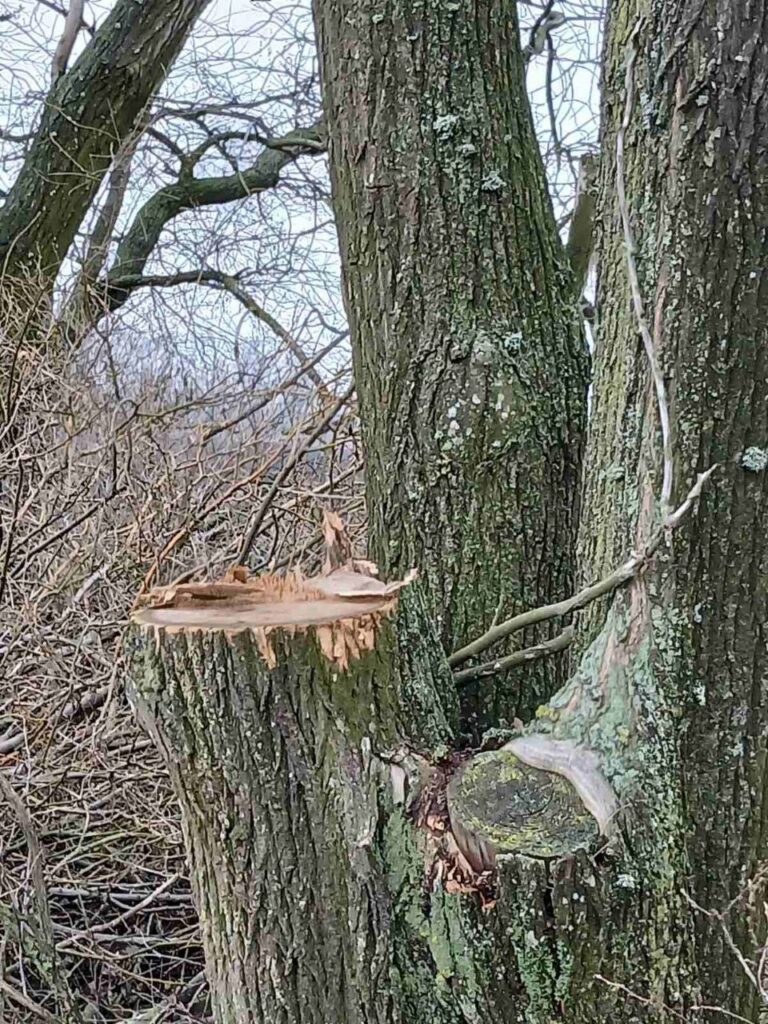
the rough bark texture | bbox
[574,0,768,1016]
[128,2,768,1022]
[129,627,407,1024]
[127,617,546,1024]
[313,0,589,728]
[0,0,210,284]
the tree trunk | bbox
[313,0,589,728]
[0,0,210,288]
[128,1,768,1022]
[129,625,410,1024]
[571,0,768,1016]
[127,569,538,1024]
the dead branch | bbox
[50,0,85,83]
[454,626,575,686]
[449,466,716,669]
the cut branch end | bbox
[131,564,416,670]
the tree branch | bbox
[50,0,84,83]
[0,0,211,285]
[98,268,340,396]
[449,466,717,668]
[61,112,148,337]
[196,272,329,391]
[454,626,575,686]
[236,384,355,563]
[94,123,324,320]
[523,1,566,61]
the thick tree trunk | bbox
[313,0,589,727]
[444,3,768,1018]
[130,626,410,1024]
[128,2,768,1023]
[570,0,768,1016]
[127,570,539,1024]
[0,0,210,287]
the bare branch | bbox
[449,466,717,669]
[50,0,84,84]
[92,122,324,321]
[523,1,566,61]
[199,273,329,392]
[97,268,342,399]
[237,384,355,563]
[454,626,575,686]
[0,980,58,1024]
[61,112,148,336]
[615,19,674,516]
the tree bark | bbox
[441,2,768,1017]
[0,0,210,287]
[129,626,411,1024]
[128,1,768,1022]
[572,0,768,1016]
[127,572,536,1024]
[313,0,589,727]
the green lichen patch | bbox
[447,750,598,860]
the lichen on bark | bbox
[313,0,589,731]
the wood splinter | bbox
[131,512,417,670]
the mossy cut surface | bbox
[448,750,597,860]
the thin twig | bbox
[0,979,58,1023]
[454,626,574,686]
[202,333,345,444]
[683,890,765,1000]
[594,974,687,1021]
[597,972,757,1024]
[236,385,354,562]
[56,874,181,951]
[615,18,674,516]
